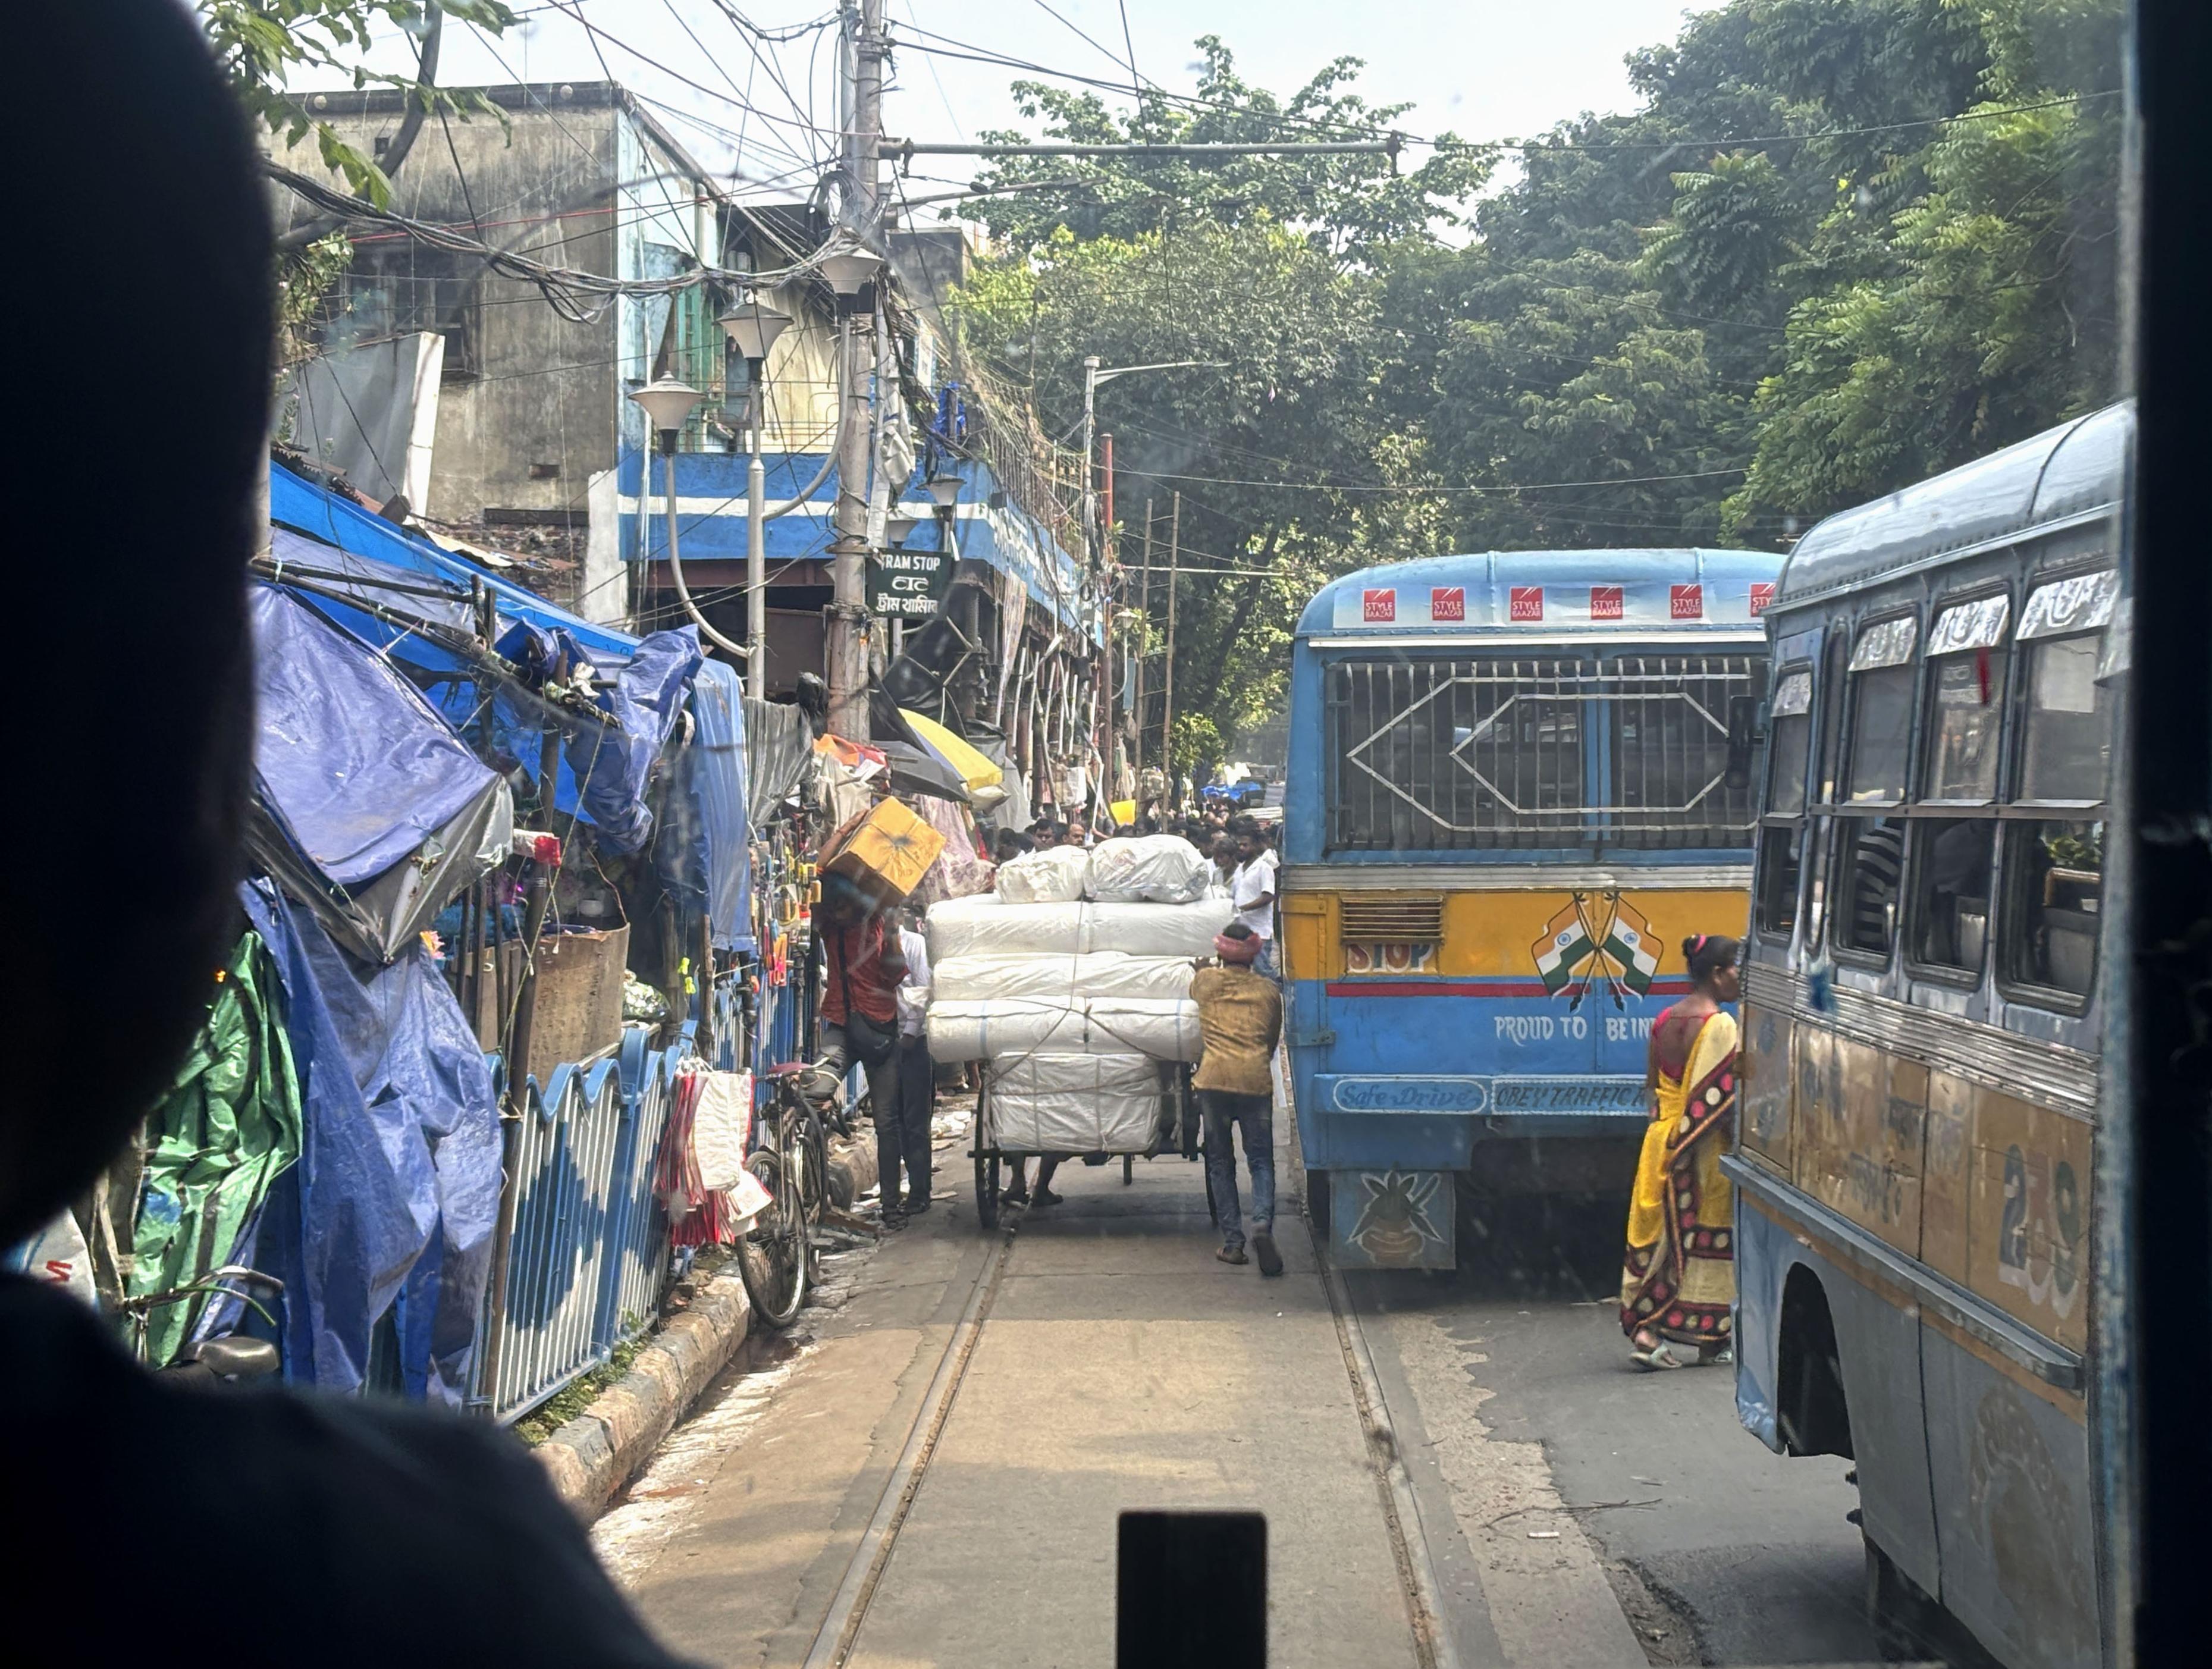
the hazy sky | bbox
[309,1,1697,211]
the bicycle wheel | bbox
[736,1147,809,1329]
[798,1105,831,1226]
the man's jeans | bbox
[1199,1090,1275,1250]
[888,1033,934,1207]
[1248,936,1281,983]
[819,1021,911,1207]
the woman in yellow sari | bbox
[1621,933,1741,1370]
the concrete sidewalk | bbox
[611,1140,1426,1669]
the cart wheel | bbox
[1122,1154,1134,1185]
[975,1152,1000,1232]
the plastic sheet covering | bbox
[745,697,817,825]
[127,929,303,1366]
[672,659,751,950]
[1085,835,1212,904]
[927,895,1235,961]
[926,998,1201,1064]
[236,883,501,1406]
[248,585,513,964]
[933,952,1199,1005]
[563,627,701,855]
[911,795,994,909]
[994,845,1090,903]
[251,585,497,886]
[986,1052,1160,1155]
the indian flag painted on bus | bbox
[1602,898,1662,995]
[1532,904,1596,996]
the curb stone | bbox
[534,1266,753,1520]
[534,1136,882,1520]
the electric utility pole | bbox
[827,0,887,737]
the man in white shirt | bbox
[1228,816,1280,981]
[888,909,936,1221]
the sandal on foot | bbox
[1251,1231,1283,1278]
[1217,1245,1249,1266]
[1033,1186,1064,1207]
[1631,1341,1690,1370]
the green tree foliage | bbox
[951,2,2122,753]
[198,0,515,205]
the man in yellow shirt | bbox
[1191,924,1286,1275]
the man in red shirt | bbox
[813,872,915,1219]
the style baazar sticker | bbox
[1590,585,1624,620]
[1430,585,1465,622]
[1509,585,1543,622]
[1363,588,1397,623]
[1670,583,1703,620]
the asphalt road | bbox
[1350,1194,1878,1667]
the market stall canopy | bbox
[900,708,1002,791]
[247,585,510,964]
[876,739,973,804]
[268,466,708,858]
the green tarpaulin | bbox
[125,930,302,1365]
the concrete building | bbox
[275,80,1100,799]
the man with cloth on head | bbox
[1190,923,1285,1276]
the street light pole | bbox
[719,297,794,702]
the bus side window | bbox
[2003,820,2103,999]
[1833,815,1906,958]
[2002,622,2111,1003]
[1757,823,1805,937]
[1908,819,1995,972]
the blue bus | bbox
[1281,549,1785,1268]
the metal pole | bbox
[1080,355,1100,570]
[1163,491,1180,803]
[827,0,887,738]
[748,362,768,702]
[1135,499,1152,789]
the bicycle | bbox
[736,1064,821,1329]
[114,1265,286,1383]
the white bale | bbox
[1084,834,1212,904]
[926,895,1085,959]
[925,893,1234,960]
[986,1052,1160,1154]
[932,951,1197,1005]
[1083,898,1234,956]
[924,997,1201,1064]
[994,845,1090,903]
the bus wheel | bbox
[1306,1168,1331,1236]
[1863,1536,1940,1663]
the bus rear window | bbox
[1322,654,1764,852]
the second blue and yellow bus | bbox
[1280,549,1785,1269]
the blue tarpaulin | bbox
[564,626,701,856]
[660,658,752,951]
[251,585,498,887]
[270,466,709,859]
[240,882,502,1405]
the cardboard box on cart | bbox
[821,796,947,911]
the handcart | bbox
[970,1059,1215,1231]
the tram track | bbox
[793,1182,1460,1669]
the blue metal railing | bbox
[470,1026,683,1425]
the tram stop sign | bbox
[867,547,952,618]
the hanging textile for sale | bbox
[124,928,302,1366]
[654,1069,770,1246]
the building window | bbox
[2003,820,2103,999]
[1846,616,1918,804]
[1757,823,1805,938]
[1834,815,1907,958]
[1907,818,1995,972]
